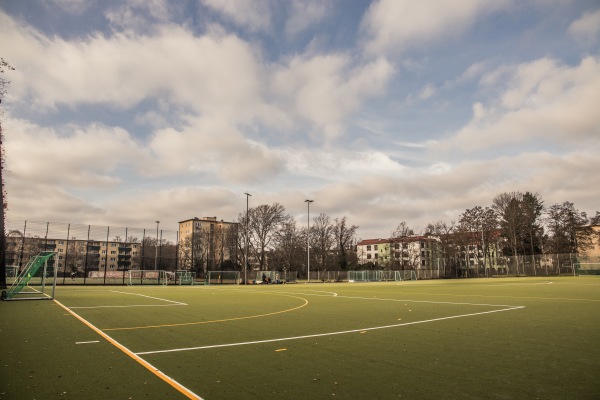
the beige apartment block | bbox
[178,217,238,273]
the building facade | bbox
[178,217,238,274]
[356,236,440,269]
[6,233,142,276]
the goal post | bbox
[206,271,240,285]
[2,252,57,301]
[127,270,168,286]
[172,270,196,285]
[576,263,600,275]
[348,270,416,282]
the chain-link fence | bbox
[4,219,593,285]
[5,218,179,285]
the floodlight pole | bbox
[244,193,252,284]
[305,199,313,283]
[154,221,160,270]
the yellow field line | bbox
[54,299,203,400]
[102,294,309,331]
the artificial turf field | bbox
[1,277,599,400]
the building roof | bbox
[357,236,434,246]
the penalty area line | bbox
[135,305,525,356]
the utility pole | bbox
[305,199,313,283]
[244,193,251,284]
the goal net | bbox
[348,270,416,282]
[2,252,57,301]
[127,270,168,286]
[206,271,240,285]
[169,270,196,285]
[576,263,600,275]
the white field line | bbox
[75,340,100,344]
[54,299,203,400]
[110,290,188,305]
[275,292,519,308]
[68,290,187,309]
[135,305,525,356]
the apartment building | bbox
[6,234,141,274]
[178,217,238,273]
[356,236,439,269]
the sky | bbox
[0,0,599,240]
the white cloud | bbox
[104,0,176,33]
[440,56,600,153]
[285,0,331,36]
[568,9,600,42]
[5,117,141,188]
[200,0,273,32]
[361,0,510,56]
[272,54,394,141]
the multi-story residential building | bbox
[5,233,142,275]
[178,217,238,274]
[356,236,440,269]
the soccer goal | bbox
[127,270,168,286]
[206,271,240,285]
[398,270,418,281]
[348,270,416,282]
[169,270,196,285]
[576,263,600,275]
[2,252,57,301]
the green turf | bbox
[1,277,599,399]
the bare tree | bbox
[272,219,304,273]
[425,220,457,277]
[248,203,289,271]
[333,216,358,270]
[492,192,525,274]
[0,58,15,288]
[391,221,414,238]
[311,213,335,272]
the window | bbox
[367,254,372,259]
[374,253,378,259]
[367,245,371,251]
[374,244,378,250]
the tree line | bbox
[235,192,598,276]
[236,203,359,275]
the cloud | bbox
[0,13,265,122]
[568,9,600,42]
[272,54,394,141]
[439,56,600,153]
[200,0,273,32]
[5,117,141,188]
[361,0,510,56]
[285,0,331,36]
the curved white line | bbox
[135,305,525,355]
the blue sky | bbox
[1,0,599,239]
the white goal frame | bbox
[206,271,240,285]
[127,270,168,286]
